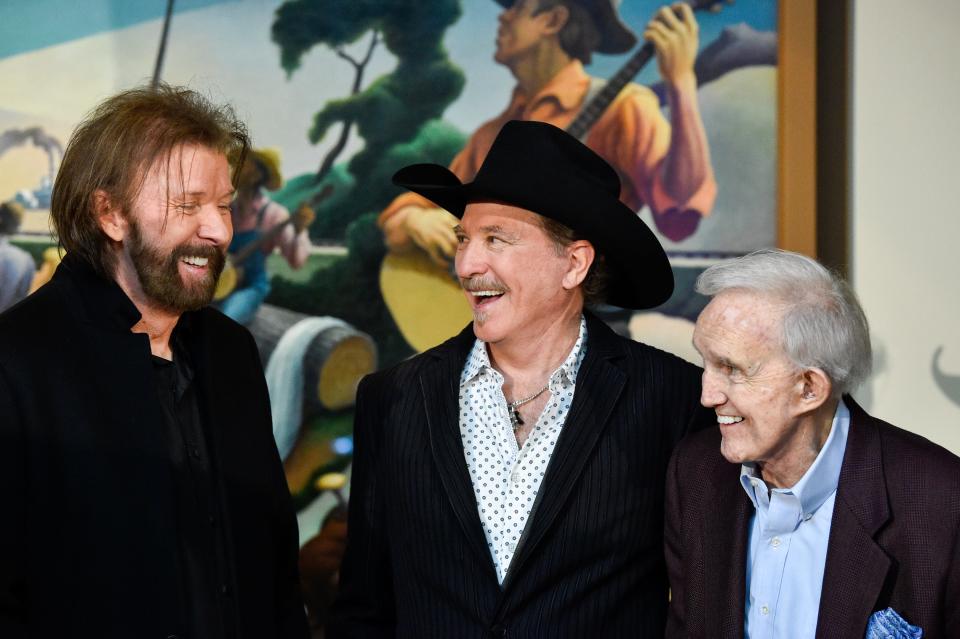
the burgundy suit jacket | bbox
[664,397,960,639]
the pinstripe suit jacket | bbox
[664,397,960,639]
[328,313,712,638]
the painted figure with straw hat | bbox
[216,147,315,325]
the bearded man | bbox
[0,85,309,638]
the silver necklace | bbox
[507,384,550,430]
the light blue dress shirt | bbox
[741,399,850,639]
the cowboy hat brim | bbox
[393,161,673,311]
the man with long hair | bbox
[0,84,309,638]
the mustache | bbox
[171,243,225,261]
[460,276,510,293]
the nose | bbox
[198,203,232,247]
[498,3,514,24]
[454,237,486,280]
[700,369,726,408]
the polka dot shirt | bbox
[458,317,587,583]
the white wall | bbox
[851,0,960,453]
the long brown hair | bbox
[51,83,249,277]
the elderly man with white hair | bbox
[664,249,960,639]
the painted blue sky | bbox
[587,0,777,84]
[1,0,777,64]
[0,0,777,188]
[0,0,233,59]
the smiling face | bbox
[693,290,809,473]
[104,143,234,313]
[454,201,586,347]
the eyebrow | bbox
[482,224,520,239]
[176,189,236,200]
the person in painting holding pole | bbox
[0,85,309,638]
[665,249,960,639]
[329,120,713,637]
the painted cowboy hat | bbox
[247,148,283,191]
[392,120,672,310]
[493,0,637,54]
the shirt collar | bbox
[739,398,851,516]
[460,315,588,388]
[56,252,142,331]
[507,60,590,113]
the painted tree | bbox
[270,0,468,365]
[272,0,465,234]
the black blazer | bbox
[0,256,309,638]
[328,313,712,638]
[665,397,960,639]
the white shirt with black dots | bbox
[458,316,587,583]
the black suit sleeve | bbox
[947,520,960,637]
[239,327,311,639]
[664,442,687,639]
[0,363,27,636]
[327,374,396,638]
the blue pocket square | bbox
[866,608,922,638]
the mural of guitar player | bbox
[215,148,316,325]
[1,0,780,633]
[380,0,716,351]
[375,0,771,356]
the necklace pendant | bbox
[510,407,524,429]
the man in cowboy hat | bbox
[379,0,716,268]
[0,200,35,312]
[218,148,315,325]
[328,120,713,637]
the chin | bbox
[472,314,511,344]
[719,439,750,465]
[472,324,502,345]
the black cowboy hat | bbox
[392,120,673,310]
[493,0,637,54]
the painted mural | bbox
[0,0,778,632]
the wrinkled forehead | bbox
[696,289,786,345]
[135,143,229,192]
[461,200,546,230]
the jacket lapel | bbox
[703,454,751,638]
[815,397,892,638]
[500,315,626,591]
[420,325,499,579]
[59,257,172,476]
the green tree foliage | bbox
[271,1,470,365]
[272,0,466,231]
[268,120,468,366]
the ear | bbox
[797,367,833,412]
[540,3,569,36]
[93,189,127,242]
[561,239,595,290]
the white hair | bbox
[696,249,872,396]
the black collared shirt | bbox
[152,326,236,639]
